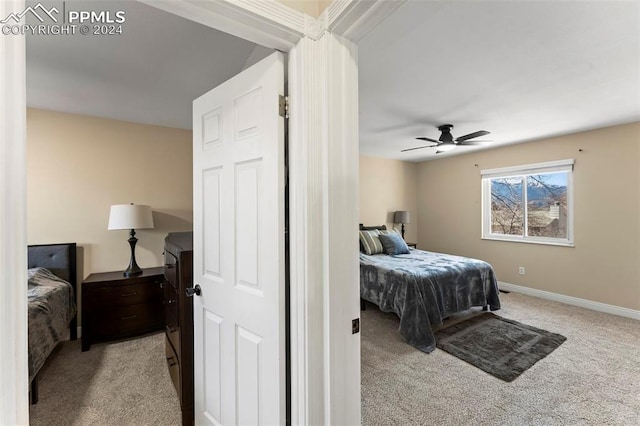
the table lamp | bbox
[393,210,411,240]
[108,203,154,276]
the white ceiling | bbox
[358,0,640,161]
[26,0,272,129]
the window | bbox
[481,159,574,246]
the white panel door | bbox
[192,52,285,425]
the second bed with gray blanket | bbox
[28,267,77,383]
[360,249,501,353]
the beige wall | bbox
[27,108,193,283]
[359,156,418,243]
[276,0,331,18]
[417,122,640,310]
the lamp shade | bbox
[108,204,154,230]
[394,210,411,224]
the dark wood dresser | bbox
[164,232,194,426]
[81,267,164,352]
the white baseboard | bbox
[498,281,640,321]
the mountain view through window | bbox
[490,172,568,240]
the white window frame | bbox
[481,159,575,247]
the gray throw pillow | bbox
[378,232,410,255]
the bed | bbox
[28,243,78,403]
[359,227,500,353]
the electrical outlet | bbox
[519,266,525,275]
[352,318,360,334]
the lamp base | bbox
[123,229,143,277]
[123,266,143,277]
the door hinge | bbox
[352,318,360,334]
[279,95,289,118]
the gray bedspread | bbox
[360,249,501,353]
[28,267,77,382]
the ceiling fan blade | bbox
[415,137,439,143]
[457,140,493,146]
[456,130,490,141]
[401,145,437,152]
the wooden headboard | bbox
[27,243,78,340]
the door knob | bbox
[186,284,201,297]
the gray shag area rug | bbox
[435,312,566,382]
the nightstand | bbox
[407,242,417,248]
[81,267,165,351]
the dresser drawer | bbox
[165,284,181,359]
[89,281,162,306]
[93,302,163,337]
[165,281,179,321]
[166,339,181,399]
[164,251,178,290]
[166,322,181,360]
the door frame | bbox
[0,0,405,424]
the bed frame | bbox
[27,242,78,404]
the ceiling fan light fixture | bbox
[437,143,456,152]
[408,124,492,154]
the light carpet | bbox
[28,293,640,425]
[361,292,640,425]
[29,332,181,426]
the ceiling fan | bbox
[402,124,492,154]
